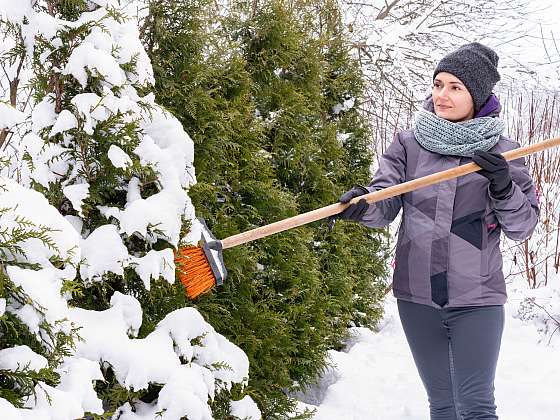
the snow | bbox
[115,393,213,420]
[63,40,126,87]
[150,365,215,420]
[31,95,57,132]
[0,345,48,372]
[0,181,97,418]
[56,358,104,414]
[49,109,78,137]
[298,280,560,419]
[0,398,22,420]
[0,0,32,21]
[25,12,69,43]
[111,21,155,86]
[79,224,130,281]
[62,182,90,217]
[98,188,186,244]
[68,301,251,416]
[64,215,84,234]
[19,132,70,188]
[0,177,81,271]
[57,8,155,88]
[7,265,72,337]
[22,382,85,419]
[336,131,352,146]
[126,177,142,203]
[89,0,119,8]
[332,97,356,115]
[0,102,25,129]
[70,92,110,135]
[137,105,197,189]
[230,396,262,420]
[108,144,133,168]
[130,248,175,289]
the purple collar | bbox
[475,94,501,117]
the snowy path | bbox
[299,285,560,420]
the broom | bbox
[175,136,560,299]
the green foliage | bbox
[144,0,390,418]
[0,216,77,408]
[0,364,60,408]
[88,366,148,419]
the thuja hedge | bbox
[143,0,390,417]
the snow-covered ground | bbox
[298,280,560,419]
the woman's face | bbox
[432,72,475,122]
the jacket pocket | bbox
[485,212,499,235]
[484,211,502,276]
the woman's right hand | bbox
[337,185,370,221]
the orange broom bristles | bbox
[175,246,217,299]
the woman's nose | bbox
[438,87,450,99]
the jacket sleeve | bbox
[360,132,407,228]
[489,148,539,241]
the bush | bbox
[144,0,390,417]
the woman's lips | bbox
[436,104,452,109]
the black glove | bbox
[327,185,370,230]
[472,150,513,199]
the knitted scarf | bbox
[413,109,505,157]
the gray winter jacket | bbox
[362,127,539,308]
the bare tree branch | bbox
[375,0,400,20]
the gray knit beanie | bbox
[433,42,501,114]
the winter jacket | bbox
[361,106,539,308]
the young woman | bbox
[337,43,540,420]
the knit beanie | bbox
[433,42,501,114]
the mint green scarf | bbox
[413,109,505,157]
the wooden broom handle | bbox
[220,136,560,249]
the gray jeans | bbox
[397,299,504,420]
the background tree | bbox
[143,0,389,417]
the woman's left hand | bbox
[472,150,513,199]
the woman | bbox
[337,43,539,420]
